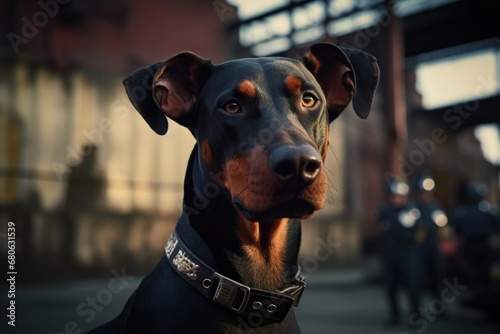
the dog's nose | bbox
[269,145,322,189]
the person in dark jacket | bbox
[453,184,498,289]
[412,174,447,301]
[377,178,421,325]
[453,183,500,318]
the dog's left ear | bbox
[302,43,379,122]
[123,52,213,135]
[123,62,169,135]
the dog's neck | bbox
[182,148,302,291]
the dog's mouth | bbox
[233,196,319,222]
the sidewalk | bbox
[9,269,498,334]
[296,269,498,334]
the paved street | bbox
[6,270,498,334]
[296,271,498,334]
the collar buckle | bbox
[212,272,251,314]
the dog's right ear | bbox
[302,43,379,123]
[123,52,213,135]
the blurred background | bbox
[1,0,500,333]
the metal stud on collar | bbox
[173,250,199,280]
[165,233,178,258]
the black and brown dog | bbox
[89,43,379,333]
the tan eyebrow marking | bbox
[284,74,304,95]
[237,80,256,98]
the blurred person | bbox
[452,183,500,319]
[453,184,499,289]
[411,174,447,301]
[377,178,421,325]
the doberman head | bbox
[124,43,379,292]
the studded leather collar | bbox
[164,226,306,326]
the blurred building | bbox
[0,0,499,281]
[0,0,236,280]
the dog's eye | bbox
[224,102,240,114]
[302,93,317,108]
